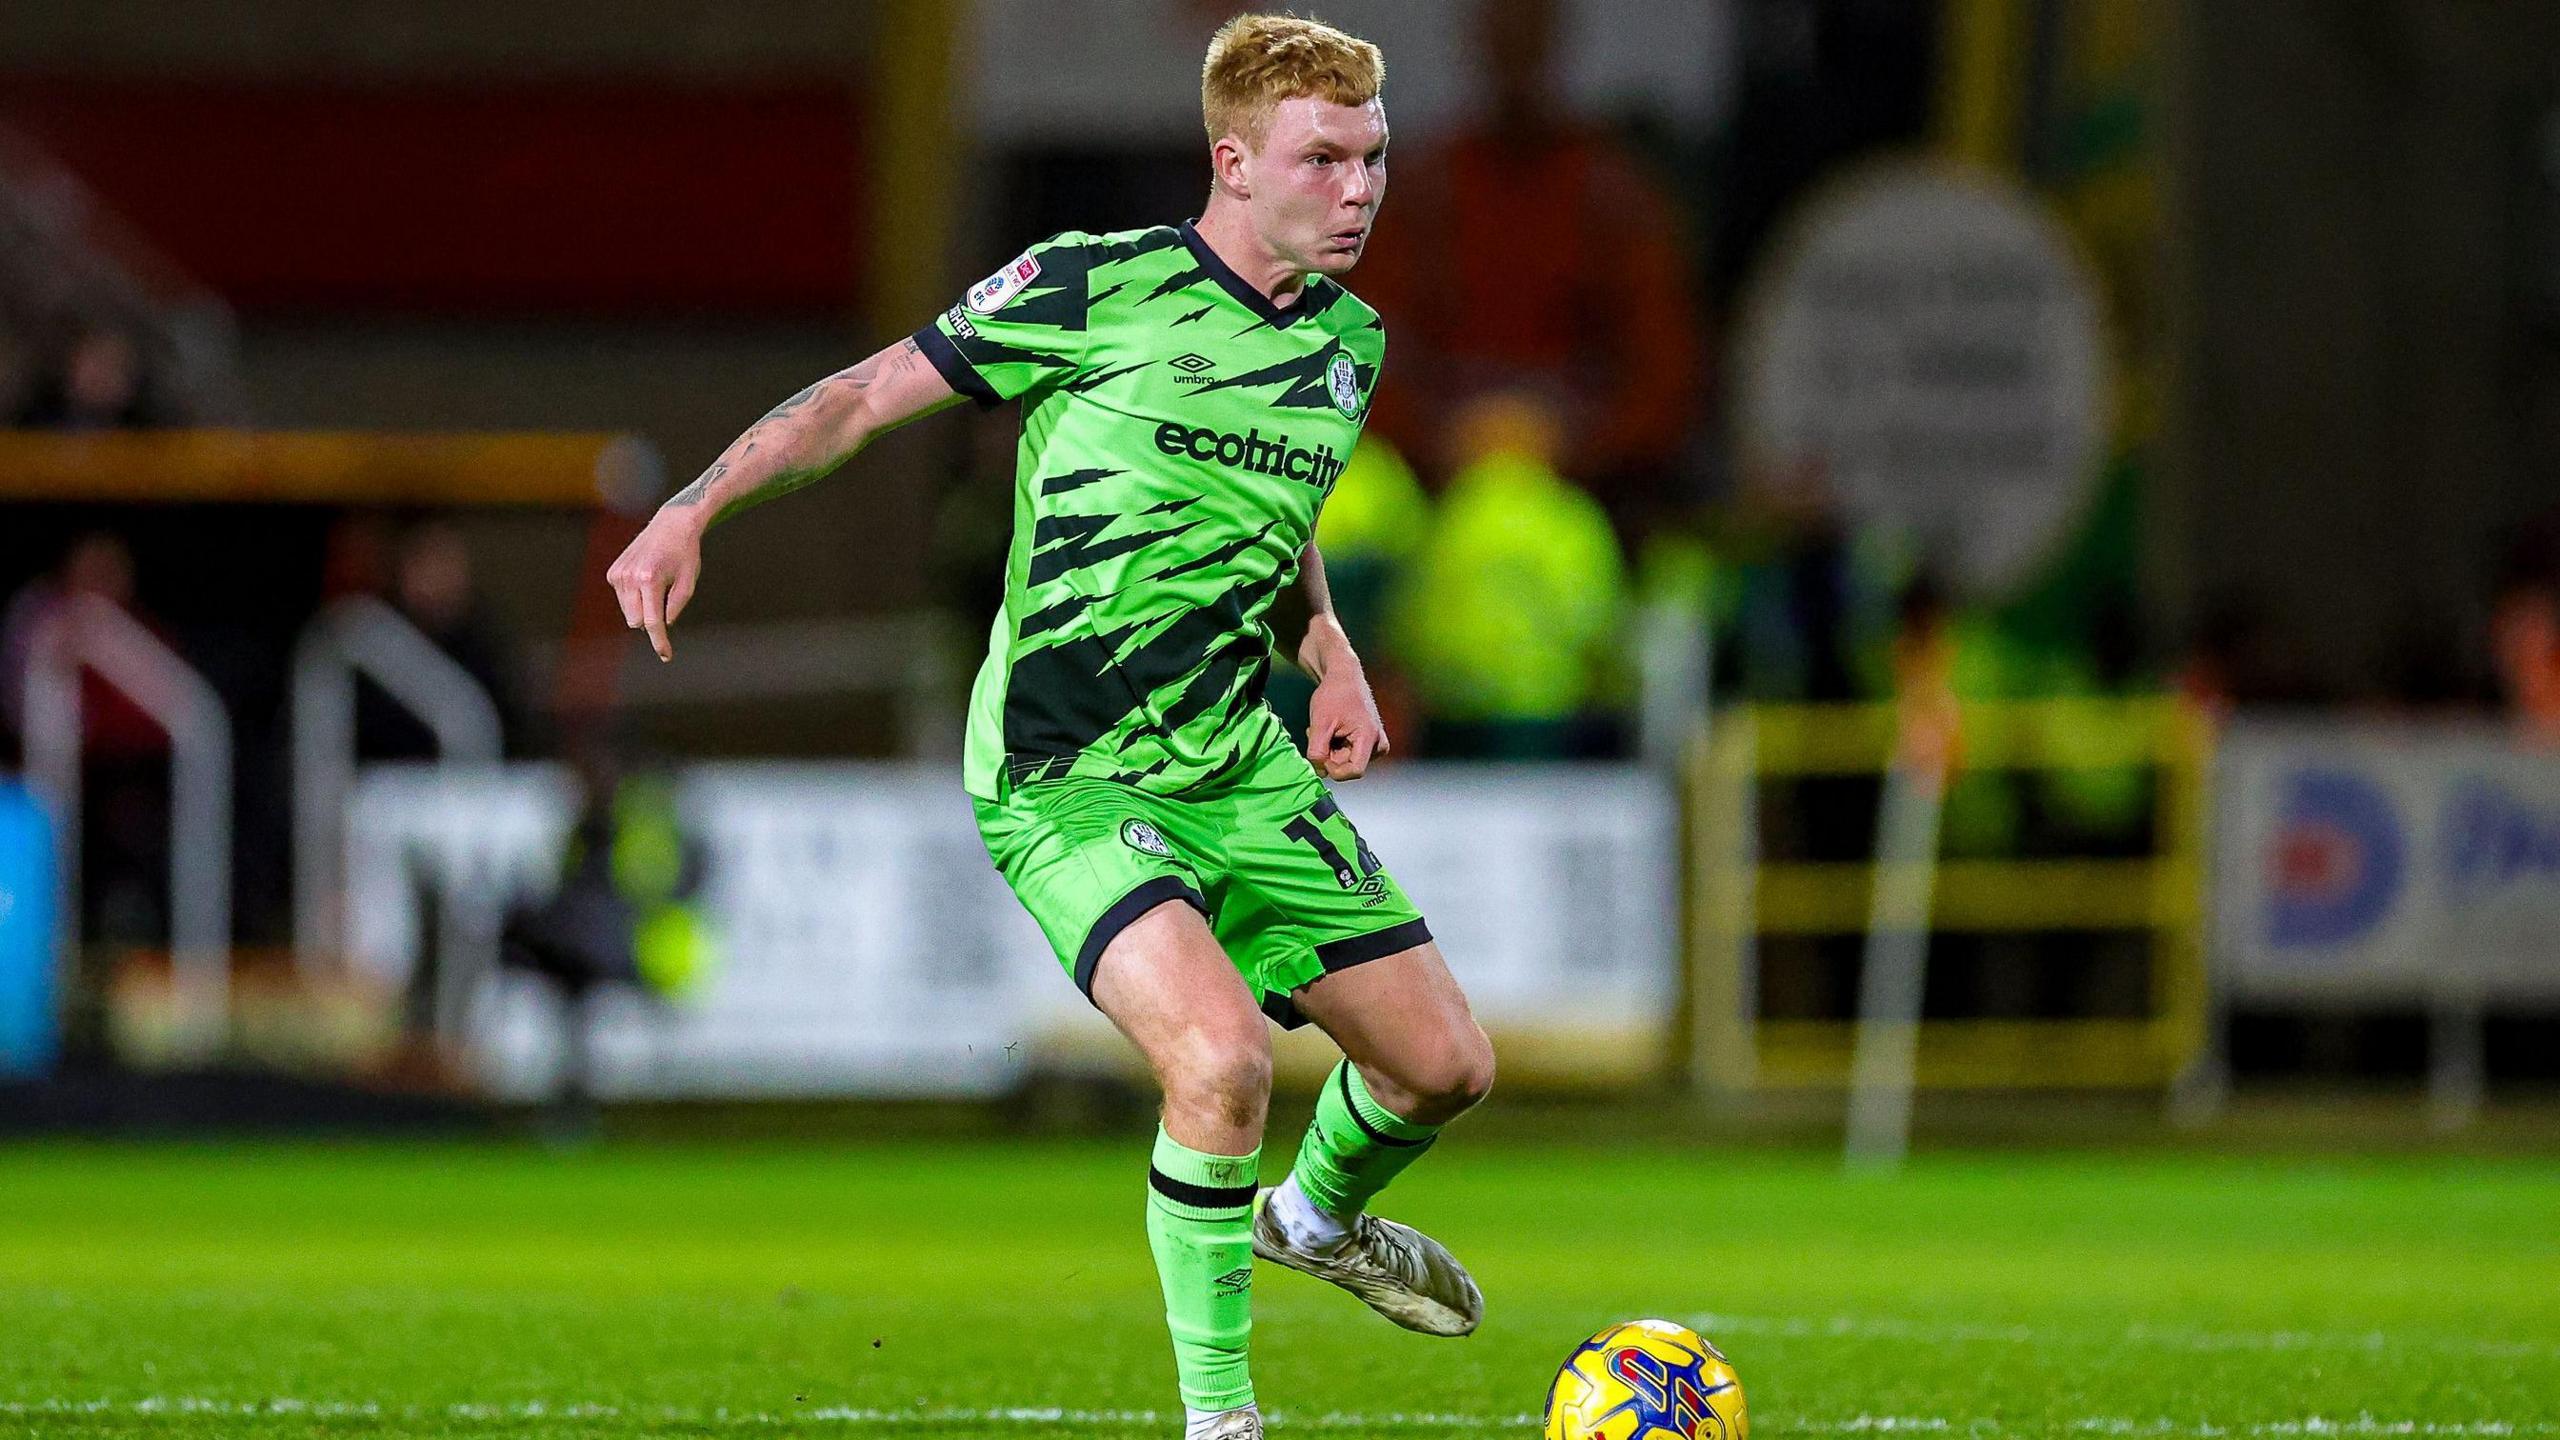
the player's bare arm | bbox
[606,336,959,661]
[1297,540,1389,781]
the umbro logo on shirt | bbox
[1168,352,1219,385]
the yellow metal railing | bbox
[1686,697,2209,1091]
[0,429,646,506]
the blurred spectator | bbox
[1884,566,2158,860]
[496,741,713,1121]
[1715,457,1903,707]
[2174,603,2250,725]
[319,511,395,605]
[2489,520,2560,745]
[17,327,152,430]
[2175,593,2317,713]
[1888,571,1961,764]
[0,533,172,954]
[1394,392,1626,757]
[0,533,164,762]
[1356,0,1703,535]
[354,520,534,761]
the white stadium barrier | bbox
[344,762,1679,1100]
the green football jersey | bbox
[914,222,1385,801]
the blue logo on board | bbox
[2265,768,2404,947]
[2441,777,2560,899]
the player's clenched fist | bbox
[606,511,707,663]
[1300,610,1387,780]
[1305,662,1390,781]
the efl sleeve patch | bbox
[917,236,1089,407]
[965,250,1044,315]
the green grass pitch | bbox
[0,1135,2554,1437]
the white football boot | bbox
[1188,1406,1262,1440]
[1251,1189,1484,1336]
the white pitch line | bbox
[1685,1312,2560,1363]
[2,1400,2554,1436]
[2068,1414,2549,1424]
[1781,1414,2560,1424]
[0,1398,1537,1430]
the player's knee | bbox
[1165,1027,1273,1132]
[1399,1028,1496,1124]
[1450,1030,1497,1113]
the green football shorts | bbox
[973,735,1431,1028]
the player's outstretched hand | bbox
[1305,663,1389,782]
[606,510,707,663]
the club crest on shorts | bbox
[966,250,1042,314]
[1326,352,1362,417]
[1121,819,1173,857]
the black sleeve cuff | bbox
[912,323,1001,409]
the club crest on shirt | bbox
[1121,819,1173,857]
[1326,352,1361,418]
[966,251,1042,314]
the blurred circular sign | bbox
[1735,162,2107,596]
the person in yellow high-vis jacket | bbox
[1395,392,1626,757]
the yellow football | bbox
[1544,1318,1747,1440]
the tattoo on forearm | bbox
[664,463,727,508]
[655,338,928,522]
[763,381,824,419]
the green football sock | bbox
[1145,1127,1260,1414]
[1288,1060,1442,1222]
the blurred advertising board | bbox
[0,784,58,1078]
[346,763,1676,1099]
[2216,721,2560,1001]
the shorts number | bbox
[1283,796,1380,891]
